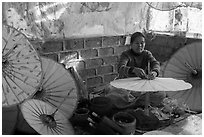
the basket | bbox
[90,96,113,116]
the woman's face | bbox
[131,36,145,54]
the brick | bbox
[97,65,113,75]
[80,49,98,59]
[87,83,108,94]
[98,47,114,56]
[76,61,86,70]
[64,60,85,70]
[114,45,130,55]
[30,40,43,54]
[85,58,103,68]
[85,37,102,48]
[119,36,126,46]
[59,51,78,61]
[59,60,84,70]
[102,56,118,65]
[40,53,58,62]
[113,64,119,73]
[41,41,63,53]
[103,36,119,47]
[78,68,96,78]
[87,76,103,87]
[104,73,118,83]
[65,38,84,50]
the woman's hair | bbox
[130,32,145,44]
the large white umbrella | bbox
[21,99,74,135]
[110,77,192,115]
[163,42,202,112]
[32,57,78,118]
[110,77,192,92]
[2,24,42,107]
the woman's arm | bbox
[118,53,134,78]
[146,51,160,77]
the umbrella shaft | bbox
[144,92,150,116]
[147,61,150,75]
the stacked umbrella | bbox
[2,24,42,107]
[2,24,78,135]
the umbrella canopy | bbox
[2,24,42,107]
[146,2,182,11]
[110,77,192,92]
[163,42,202,112]
[60,54,89,100]
[33,57,78,118]
[21,99,74,135]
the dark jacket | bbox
[118,49,160,79]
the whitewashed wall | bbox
[2,2,149,40]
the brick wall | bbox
[32,34,201,93]
[33,35,128,92]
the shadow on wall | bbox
[145,34,202,63]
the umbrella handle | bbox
[146,61,154,80]
[147,60,150,75]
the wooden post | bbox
[144,92,150,116]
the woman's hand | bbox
[132,68,147,79]
[147,71,157,80]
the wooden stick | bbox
[144,92,150,116]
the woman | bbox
[106,32,165,109]
[118,32,160,80]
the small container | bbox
[113,112,136,135]
[73,107,89,122]
[90,96,113,116]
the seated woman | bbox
[106,32,166,109]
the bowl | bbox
[113,112,136,134]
